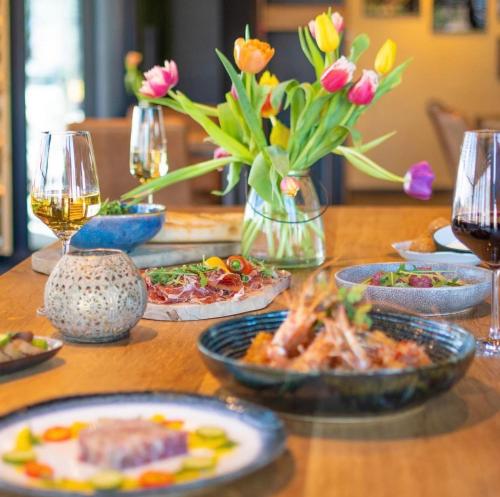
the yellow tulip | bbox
[259,71,280,118]
[314,13,339,52]
[234,38,275,74]
[374,39,397,75]
[259,70,279,87]
[270,120,290,150]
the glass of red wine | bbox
[452,130,500,356]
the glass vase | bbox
[242,172,326,268]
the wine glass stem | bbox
[147,193,153,204]
[62,238,71,256]
[491,268,500,340]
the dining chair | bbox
[427,100,472,176]
[67,117,193,205]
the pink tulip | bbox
[403,162,435,200]
[348,70,378,105]
[139,60,178,98]
[230,84,238,101]
[308,12,344,38]
[280,177,301,197]
[214,147,231,160]
[332,12,344,33]
[320,56,355,93]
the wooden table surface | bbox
[1,206,499,497]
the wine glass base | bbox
[475,338,500,357]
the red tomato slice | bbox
[139,471,174,488]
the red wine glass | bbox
[452,130,500,356]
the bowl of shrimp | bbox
[198,272,475,417]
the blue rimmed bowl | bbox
[198,310,475,417]
[335,262,490,316]
[71,203,165,252]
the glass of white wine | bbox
[31,131,101,255]
[129,104,169,203]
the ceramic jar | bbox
[44,249,147,343]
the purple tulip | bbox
[403,161,435,200]
[321,56,355,93]
[139,60,178,98]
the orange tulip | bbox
[234,38,275,74]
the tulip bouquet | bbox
[122,9,434,267]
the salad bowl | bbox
[335,262,490,315]
[198,310,475,417]
[71,203,165,252]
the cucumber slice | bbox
[195,426,227,439]
[0,333,11,347]
[31,338,48,350]
[182,456,216,471]
[90,470,124,491]
[2,449,36,464]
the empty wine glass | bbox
[31,131,101,255]
[129,104,169,203]
[452,130,500,356]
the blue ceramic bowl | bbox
[71,203,165,252]
[198,310,475,417]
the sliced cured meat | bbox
[78,418,187,470]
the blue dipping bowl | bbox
[71,203,165,252]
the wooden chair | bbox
[427,100,472,176]
[68,117,193,206]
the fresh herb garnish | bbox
[99,199,132,216]
[362,264,465,288]
[146,264,216,287]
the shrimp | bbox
[267,263,338,366]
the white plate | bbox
[0,392,285,496]
[392,241,480,265]
[433,225,470,253]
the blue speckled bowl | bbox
[335,262,491,316]
[198,310,475,417]
[71,203,165,252]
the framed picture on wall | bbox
[365,0,419,16]
[433,0,486,33]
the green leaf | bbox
[217,102,243,141]
[349,34,370,63]
[216,49,268,151]
[298,27,315,67]
[374,59,412,102]
[354,131,396,154]
[267,145,290,177]
[335,146,403,183]
[145,96,218,117]
[289,86,305,131]
[212,162,243,196]
[270,80,294,111]
[175,92,253,163]
[121,156,234,202]
[303,26,324,79]
[248,152,273,203]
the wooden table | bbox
[1,206,499,497]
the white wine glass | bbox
[129,104,169,204]
[31,131,101,256]
[452,130,500,356]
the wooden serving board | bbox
[31,241,241,275]
[143,272,291,321]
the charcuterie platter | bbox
[142,256,290,321]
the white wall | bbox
[345,0,500,191]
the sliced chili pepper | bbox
[42,426,71,442]
[139,471,174,488]
[227,256,253,275]
[25,461,54,479]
